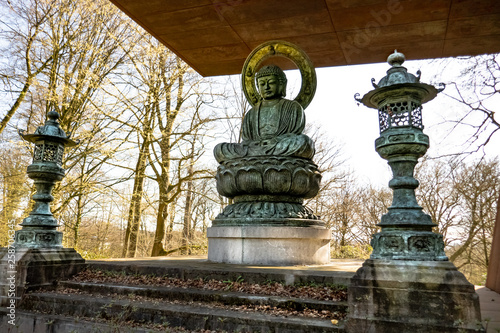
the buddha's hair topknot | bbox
[255,65,287,83]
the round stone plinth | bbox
[207,226,331,266]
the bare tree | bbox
[450,159,499,266]
[0,0,60,135]
[356,185,390,244]
[415,158,461,247]
[440,54,500,154]
[0,142,30,246]
[432,54,500,284]
[414,154,499,284]
[122,128,150,257]
[0,0,138,250]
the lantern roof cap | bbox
[19,111,78,146]
[355,51,445,109]
[374,50,421,88]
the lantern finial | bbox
[387,50,405,67]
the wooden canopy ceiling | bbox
[109,0,500,77]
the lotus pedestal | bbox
[210,156,330,265]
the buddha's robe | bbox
[214,98,315,163]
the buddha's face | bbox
[257,75,282,100]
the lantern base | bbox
[346,259,484,332]
[15,229,63,248]
[0,247,86,307]
[370,229,448,261]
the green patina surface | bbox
[16,111,77,248]
[356,51,446,261]
[213,41,322,227]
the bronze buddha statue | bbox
[214,65,315,163]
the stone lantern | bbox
[0,110,85,307]
[347,51,484,333]
[355,50,446,260]
[17,110,78,248]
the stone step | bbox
[59,280,348,313]
[21,291,345,332]
[0,309,162,333]
[88,260,355,286]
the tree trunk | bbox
[73,154,88,249]
[165,200,176,245]
[150,55,186,257]
[74,192,83,248]
[123,135,149,258]
[122,200,133,257]
[151,199,168,256]
[181,167,193,255]
[126,186,144,258]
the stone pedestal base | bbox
[346,259,484,333]
[207,226,331,265]
[0,247,86,307]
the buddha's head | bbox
[255,65,287,100]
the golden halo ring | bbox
[241,40,317,110]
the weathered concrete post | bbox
[0,111,86,306]
[208,41,330,266]
[346,51,484,332]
